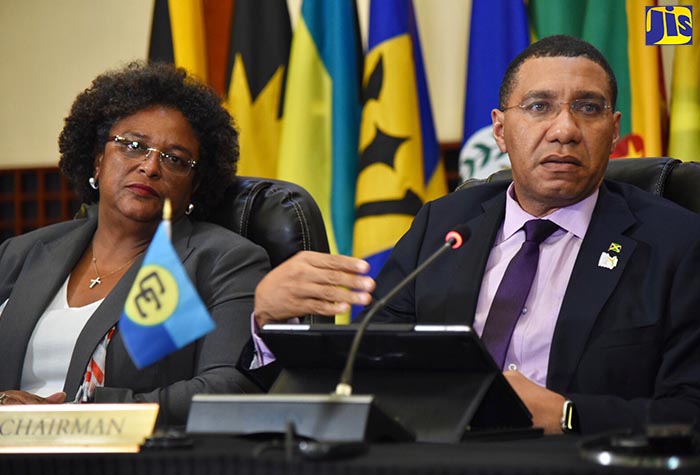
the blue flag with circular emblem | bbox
[119,207,215,369]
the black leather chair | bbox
[457,157,700,213]
[208,177,330,267]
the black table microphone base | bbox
[186,394,415,443]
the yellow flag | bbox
[167,0,208,82]
[669,0,700,162]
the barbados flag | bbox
[353,0,447,291]
[276,0,362,257]
[119,202,215,369]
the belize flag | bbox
[119,200,215,369]
[459,0,529,181]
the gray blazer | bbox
[0,211,271,425]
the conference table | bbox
[1,433,696,475]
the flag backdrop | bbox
[120,219,215,369]
[668,0,700,163]
[148,0,209,82]
[276,0,362,257]
[527,0,667,159]
[226,0,292,178]
[353,0,448,294]
[459,0,529,180]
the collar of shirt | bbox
[501,183,599,243]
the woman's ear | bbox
[93,153,103,180]
[192,173,202,194]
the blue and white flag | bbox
[119,201,215,369]
[459,0,529,181]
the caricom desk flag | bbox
[119,200,215,369]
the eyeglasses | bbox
[502,98,613,121]
[109,135,197,177]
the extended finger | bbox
[314,269,375,292]
[288,281,372,307]
[299,251,370,274]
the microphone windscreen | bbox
[444,224,471,249]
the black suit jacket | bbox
[0,211,270,425]
[370,180,700,434]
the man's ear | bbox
[610,111,622,154]
[491,109,508,153]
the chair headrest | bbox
[458,157,700,213]
[208,177,330,268]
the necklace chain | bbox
[89,243,144,289]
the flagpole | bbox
[142,198,192,450]
[163,198,172,240]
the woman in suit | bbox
[0,62,270,424]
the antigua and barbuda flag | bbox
[119,200,215,369]
[148,0,209,82]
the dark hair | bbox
[499,35,618,110]
[58,61,238,220]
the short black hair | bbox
[58,61,238,220]
[499,35,618,110]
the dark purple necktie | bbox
[481,219,559,369]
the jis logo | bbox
[645,5,693,45]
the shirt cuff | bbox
[250,313,300,369]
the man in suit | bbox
[254,35,700,435]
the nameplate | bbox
[0,403,159,453]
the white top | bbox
[18,277,103,397]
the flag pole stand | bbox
[141,356,193,450]
[142,427,193,449]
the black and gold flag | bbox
[225,0,291,178]
[148,0,208,82]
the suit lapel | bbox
[63,217,196,395]
[0,220,96,389]
[443,193,505,325]
[547,184,637,392]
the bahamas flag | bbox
[528,0,668,157]
[353,0,447,288]
[149,0,209,82]
[276,0,362,257]
[459,0,529,181]
[119,203,215,369]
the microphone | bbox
[335,223,471,396]
[186,224,472,444]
